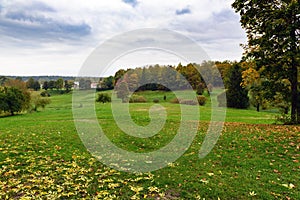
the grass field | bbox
[0,91,299,199]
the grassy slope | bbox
[0,91,299,199]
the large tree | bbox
[226,63,249,109]
[232,0,300,123]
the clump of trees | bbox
[42,78,74,93]
[113,62,221,101]
[0,78,51,116]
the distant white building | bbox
[73,81,79,89]
[90,82,98,89]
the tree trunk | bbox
[290,8,298,124]
[256,103,260,112]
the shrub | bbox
[170,97,181,104]
[180,99,198,105]
[153,98,159,103]
[31,93,51,112]
[40,91,51,97]
[129,95,147,103]
[197,95,206,106]
[96,93,111,103]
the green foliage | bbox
[232,0,300,123]
[98,76,114,91]
[226,63,249,109]
[64,80,73,92]
[26,78,40,91]
[197,95,207,106]
[0,87,27,115]
[42,81,49,90]
[30,93,51,112]
[55,78,64,90]
[40,91,51,97]
[48,80,56,90]
[96,93,111,103]
[153,98,159,103]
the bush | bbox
[129,95,147,103]
[31,93,51,112]
[170,97,181,104]
[40,91,51,97]
[96,93,111,103]
[153,98,159,103]
[180,99,198,105]
[197,95,206,106]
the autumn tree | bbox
[115,80,129,102]
[232,0,300,123]
[241,61,266,112]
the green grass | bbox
[0,91,299,199]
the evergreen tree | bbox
[226,63,249,109]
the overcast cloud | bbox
[0,0,246,76]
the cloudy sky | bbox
[0,0,246,76]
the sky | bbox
[0,0,246,76]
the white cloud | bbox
[0,0,246,76]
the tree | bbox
[30,93,51,112]
[232,0,300,123]
[226,63,249,109]
[48,81,56,90]
[32,81,40,91]
[127,73,139,91]
[26,78,35,89]
[64,80,73,92]
[241,61,267,112]
[114,69,126,86]
[0,87,27,115]
[79,79,91,90]
[4,79,31,111]
[55,78,64,90]
[98,76,114,90]
[115,80,129,102]
[42,81,49,90]
[0,76,8,86]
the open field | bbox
[0,91,299,199]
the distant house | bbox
[90,82,98,89]
[73,81,79,89]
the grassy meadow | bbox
[0,90,299,199]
